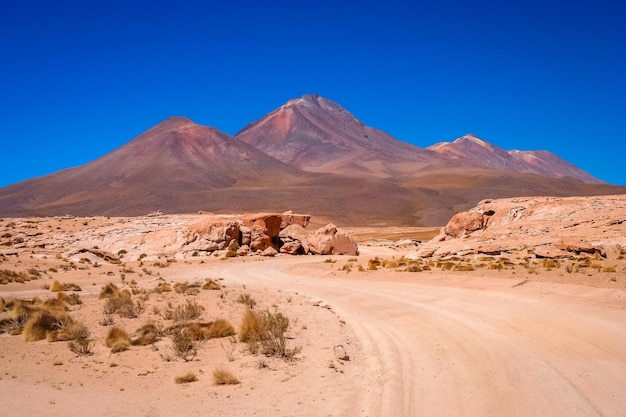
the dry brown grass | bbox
[103,289,144,318]
[213,368,239,385]
[236,293,257,308]
[164,299,204,322]
[130,322,161,346]
[23,309,73,342]
[106,326,131,353]
[50,280,82,292]
[239,308,299,358]
[175,372,198,384]
[66,322,92,356]
[174,281,202,295]
[202,279,221,290]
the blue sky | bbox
[1,0,624,187]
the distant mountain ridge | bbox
[0,94,621,225]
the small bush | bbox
[175,372,198,384]
[164,299,204,322]
[239,308,299,358]
[236,293,257,308]
[171,328,198,361]
[213,368,239,385]
[67,322,92,356]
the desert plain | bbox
[1,195,625,417]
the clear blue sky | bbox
[1,0,624,187]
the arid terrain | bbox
[1,195,625,416]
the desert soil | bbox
[1,224,625,416]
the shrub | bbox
[67,322,92,356]
[171,328,198,361]
[213,368,239,385]
[175,372,198,384]
[239,308,299,358]
[103,290,144,318]
[236,293,257,308]
[164,299,204,322]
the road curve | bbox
[211,256,626,417]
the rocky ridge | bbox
[0,211,359,261]
[416,194,626,259]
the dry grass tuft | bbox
[130,322,161,346]
[239,308,300,358]
[103,289,144,318]
[106,326,131,352]
[236,293,257,308]
[174,281,202,295]
[23,309,73,342]
[171,327,199,361]
[213,368,239,385]
[175,372,198,384]
[99,282,121,298]
[66,322,92,355]
[50,280,81,292]
[202,279,221,290]
[164,299,204,322]
[153,282,172,293]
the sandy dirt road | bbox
[211,256,626,417]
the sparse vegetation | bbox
[164,299,204,322]
[130,322,161,346]
[236,293,257,308]
[213,368,239,385]
[66,322,92,356]
[106,326,131,353]
[175,372,198,384]
[239,308,300,359]
[50,280,82,292]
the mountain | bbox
[427,134,602,183]
[236,94,444,177]
[0,117,305,216]
[0,95,622,225]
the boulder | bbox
[240,226,251,246]
[280,241,304,255]
[309,223,359,256]
[236,245,251,256]
[187,220,241,245]
[279,224,310,254]
[280,211,311,229]
[249,225,272,252]
[555,238,606,257]
[443,211,484,238]
[245,214,283,238]
[261,246,278,257]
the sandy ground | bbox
[1,243,625,417]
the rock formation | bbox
[417,195,626,259]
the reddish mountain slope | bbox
[0,117,305,216]
[0,96,622,225]
[428,134,601,183]
[236,94,444,177]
